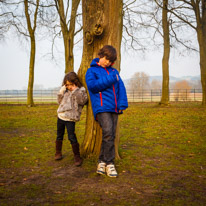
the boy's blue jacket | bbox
[86,58,128,119]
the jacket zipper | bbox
[112,85,118,113]
[104,68,118,113]
[99,92,103,106]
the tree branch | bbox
[33,0,40,32]
[74,26,82,36]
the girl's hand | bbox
[59,85,66,94]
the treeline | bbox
[126,72,201,91]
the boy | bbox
[86,45,128,177]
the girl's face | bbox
[65,81,77,91]
[99,56,112,68]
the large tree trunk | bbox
[160,0,170,105]
[78,0,123,158]
[57,0,80,73]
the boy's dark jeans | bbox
[56,118,78,144]
[96,112,118,164]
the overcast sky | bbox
[0,0,201,91]
[0,37,200,90]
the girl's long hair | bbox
[62,72,82,88]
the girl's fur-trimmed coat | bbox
[57,87,88,122]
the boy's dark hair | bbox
[62,72,82,88]
[98,45,117,63]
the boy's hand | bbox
[119,110,125,114]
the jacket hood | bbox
[90,58,100,67]
[90,58,113,69]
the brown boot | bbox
[71,143,83,166]
[55,140,63,160]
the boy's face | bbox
[99,56,112,68]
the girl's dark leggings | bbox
[56,118,78,144]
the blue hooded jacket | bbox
[86,58,128,119]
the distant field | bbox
[0,103,206,205]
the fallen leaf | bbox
[54,191,61,194]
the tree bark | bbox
[27,36,35,106]
[78,0,123,158]
[24,0,39,107]
[160,0,170,106]
[195,0,206,105]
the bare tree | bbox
[150,79,162,90]
[54,0,81,73]
[124,1,199,105]
[1,0,41,106]
[162,0,206,105]
[160,0,170,105]
[129,72,149,91]
[78,0,123,158]
[173,80,192,101]
[128,72,149,99]
[24,0,40,106]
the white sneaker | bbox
[106,164,118,177]
[96,162,106,175]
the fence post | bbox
[151,90,152,102]
[5,90,7,104]
[178,89,179,102]
[51,90,53,104]
[160,89,161,102]
[194,89,195,101]
[16,90,19,104]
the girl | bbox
[55,72,88,166]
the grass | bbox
[0,102,206,205]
